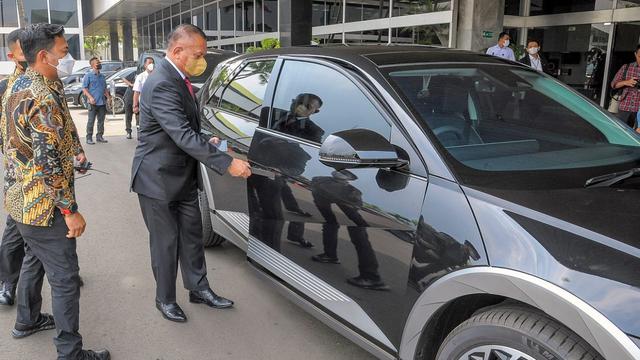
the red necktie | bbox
[184,77,195,99]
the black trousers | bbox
[0,216,25,286]
[86,104,106,138]
[138,194,210,303]
[14,213,82,360]
[124,93,138,133]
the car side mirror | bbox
[319,129,407,170]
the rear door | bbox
[200,58,277,238]
[246,58,428,353]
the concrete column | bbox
[109,23,120,61]
[123,21,134,61]
[279,0,312,47]
[456,0,506,52]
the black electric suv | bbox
[195,46,640,360]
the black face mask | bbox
[18,61,28,70]
[96,64,102,70]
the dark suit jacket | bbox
[131,58,232,201]
[519,54,550,74]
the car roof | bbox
[233,45,516,68]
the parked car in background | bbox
[195,46,640,360]
[137,49,237,93]
[66,66,136,114]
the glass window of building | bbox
[530,0,613,15]
[393,0,451,16]
[50,0,78,27]
[181,11,191,24]
[345,29,389,44]
[149,26,156,51]
[155,10,163,21]
[263,0,278,31]
[505,0,522,15]
[163,7,170,20]
[619,0,640,7]
[391,24,449,46]
[164,19,171,45]
[193,7,204,28]
[220,0,235,38]
[172,3,181,16]
[240,0,255,32]
[0,0,18,27]
[156,22,163,48]
[22,0,48,24]
[312,1,325,26]
[0,35,7,61]
[181,0,191,10]
[346,1,390,23]
[527,24,612,103]
[65,35,80,60]
[315,33,343,44]
[172,15,180,28]
[193,0,204,6]
[205,3,217,31]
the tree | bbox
[84,36,109,58]
[245,38,281,54]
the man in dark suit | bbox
[131,24,251,323]
[519,39,550,74]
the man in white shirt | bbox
[132,57,155,120]
[486,32,516,61]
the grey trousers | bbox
[138,194,210,303]
[0,216,25,286]
[14,213,82,360]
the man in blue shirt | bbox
[486,32,516,61]
[82,57,111,144]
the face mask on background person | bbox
[47,52,75,78]
[96,63,102,70]
[503,39,510,47]
[527,47,540,55]
[185,56,207,77]
[146,63,154,72]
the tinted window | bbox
[270,60,391,144]
[387,65,640,173]
[102,63,122,71]
[218,60,275,120]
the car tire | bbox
[198,189,226,248]
[107,95,125,114]
[436,305,604,360]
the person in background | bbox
[0,28,27,307]
[5,23,109,360]
[519,39,549,74]
[132,56,155,133]
[122,66,137,139]
[486,32,516,61]
[611,45,640,132]
[82,57,111,144]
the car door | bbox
[246,58,428,352]
[199,58,277,239]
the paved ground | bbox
[0,107,374,360]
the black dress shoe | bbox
[287,238,314,248]
[126,132,132,139]
[86,138,95,145]
[155,301,187,322]
[79,349,110,360]
[0,282,16,306]
[96,137,108,143]
[312,253,340,264]
[347,276,390,291]
[11,313,56,338]
[189,288,234,309]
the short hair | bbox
[20,23,65,64]
[7,28,24,49]
[527,38,540,47]
[89,56,99,64]
[144,56,154,64]
[167,24,206,49]
[499,32,510,40]
[290,93,323,113]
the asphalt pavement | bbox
[0,107,374,360]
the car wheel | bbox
[198,189,226,248]
[107,95,125,114]
[436,305,604,360]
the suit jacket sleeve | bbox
[150,80,233,175]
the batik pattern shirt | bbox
[0,67,24,152]
[3,68,84,226]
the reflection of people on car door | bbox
[311,170,388,291]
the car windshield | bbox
[107,67,135,82]
[387,64,640,179]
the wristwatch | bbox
[60,203,78,216]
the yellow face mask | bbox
[185,56,207,77]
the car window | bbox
[269,60,392,144]
[102,63,121,71]
[218,60,275,120]
[387,65,640,172]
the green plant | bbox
[510,44,526,61]
[84,36,109,58]
[245,38,281,54]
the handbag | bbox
[609,63,632,114]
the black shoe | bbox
[11,313,56,338]
[96,137,108,143]
[347,276,390,291]
[287,238,314,248]
[312,253,340,264]
[155,301,187,322]
[126,132,132,139]
[189,288,234,309]
[0,282,16,306]
[287,209,312,217]
[86,137,95,145]
[79,276,84,287]
[79,349,111,360]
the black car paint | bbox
[197,46,640,356]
